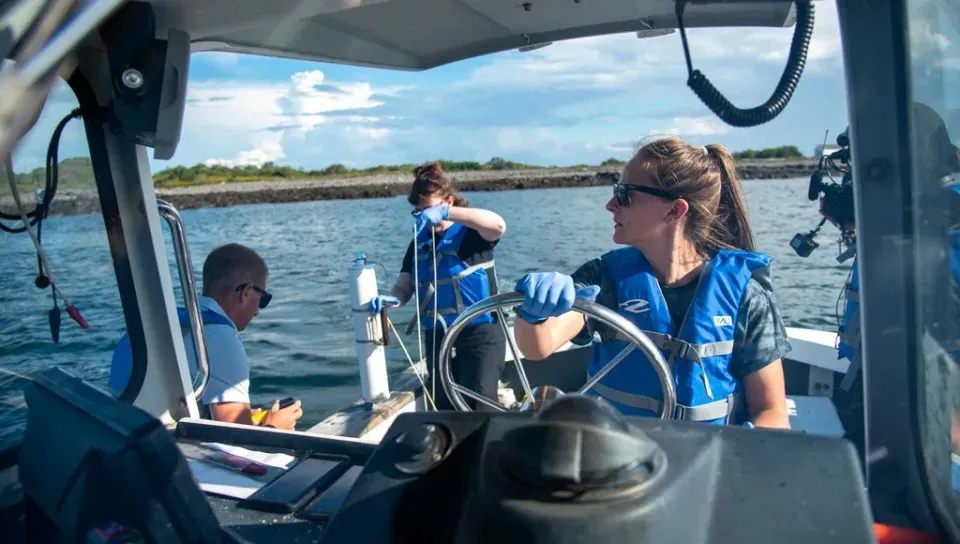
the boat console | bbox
[7,368,875,543]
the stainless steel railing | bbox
[157,199,211,400]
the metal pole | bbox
[157,199,210,400]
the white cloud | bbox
[206,52,241,65]
[349,126,390,142]
[464,1,841,92]
[205,136,285,167]
[168,69,386,168]
[603,142,637,155]
[650,116,730,137]
[497,127,556,151]
[277,70,382,137]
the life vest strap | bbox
[405,282,436,335]
[416,248,459,259]
[609,331,727,399]
[590,380,737,422]
[839,305,861,348]
[615,331,734,362]
[412,260,497,328]
[416,260,495,287]
[423,308,459,316]
[839,350,862,391]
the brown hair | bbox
[407,161,469,207]
[632,136,755,255]
[202,243,268,297]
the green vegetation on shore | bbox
[4,145,809,193]
[153,145,806,186]
[152,157,544,187]
[733,145,805,160]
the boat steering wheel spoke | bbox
[437,292,677,418]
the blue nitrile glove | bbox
[369,295,400,314]
[514,272,600,324]
[743,421,755,429]
[413,204,450,237]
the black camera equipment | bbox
[790,128,856,258]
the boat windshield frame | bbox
[840,0,960,538]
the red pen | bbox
[203,451,268,476]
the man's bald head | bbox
[202,244,268,299]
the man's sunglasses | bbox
[613,182,680,207]
[236,283,272,309]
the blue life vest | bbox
[951,231,960,285]
[412,222,497,331]
[837,258,860,362]
[585,247,772,425]
[946,183,960,283]
[108,307,235,393]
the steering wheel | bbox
[437,292,677,419]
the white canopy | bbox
[147,0,799,70]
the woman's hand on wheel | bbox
[514,272,599,324]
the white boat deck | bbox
[784,327,848,374]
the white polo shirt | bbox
[183,296,251,406]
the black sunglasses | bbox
[236,283,272,309]
[613,182,680,207]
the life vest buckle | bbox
[665,339,694,362]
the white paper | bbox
[198,442,298,469]
[183,442,298,499]
[185,458,267,499]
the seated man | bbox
[109,243,302,430]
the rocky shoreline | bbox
[19,160,816,218]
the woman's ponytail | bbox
[705,144,756,252]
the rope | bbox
[4,157,70,306]
[411,222,428,408]
[387,317,437,411]
[409,222,446,410]
[430,227,439,408]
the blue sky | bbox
[15,2,848,173]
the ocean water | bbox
[0,178,851,448]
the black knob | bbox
[35,275,50,289]
[535,393,632,432]
[393,423,449,474]
[499,395,663,493]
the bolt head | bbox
[121,68,144,89]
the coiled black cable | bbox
[675,0,815,128]
[0,107,82,233]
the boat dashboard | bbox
[2,367,875,543]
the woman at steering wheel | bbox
[514,137,791,429]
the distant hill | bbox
[0,144,809,195]
[1,156,97,197]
